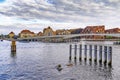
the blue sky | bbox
[0,0,5,3]
[0,0,120,34]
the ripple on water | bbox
[0,41,120,80]
[0,74,11,80]
[62,77,77,80]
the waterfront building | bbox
[37,32,43,36]
[19,29,35,38]
[105,28,120,33]
[105,28,120,39]
[81,25,105,39]
[8,31,15,38]
[70,28,83,34]
[43,26,55,36]
[56,29,71,35]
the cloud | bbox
[0,0,120,33]
[0,0,119,21]
[109,0,120,3]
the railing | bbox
[17,33,120,40]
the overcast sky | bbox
[0,0,120,34]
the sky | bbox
[0,0,120,35]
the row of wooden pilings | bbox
[69,44,112,66]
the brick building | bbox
[105,28,120,39]
[105,28,120,33]
[81,25,105,39]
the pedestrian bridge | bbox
[17,33,120,41]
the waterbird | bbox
[56,64,63,71]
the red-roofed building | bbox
[105,28,120,39]
[81,25,105,39]
[19,29,35,38]
[105,28,120,33]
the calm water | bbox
[0,40,120,80]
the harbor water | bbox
[0,40,120,80]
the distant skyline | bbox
[0,0,120,34]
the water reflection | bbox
[89,61,92,66]
[74,59,77,65]
[11,52,17,58]
[68,56,113,80]
[101,65,113,80]
[94,61,97,66]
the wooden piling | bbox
[11,40,16,52]
[68,44,113,66]
[74,44,77,60]
[69,44,72,60]
[108,46,112,66]
[84,45,87,61]
[99,46,102,64]
[104,46,107,65]
[79,44,82,61]
[94,45,97,62]
[89,45,92,61]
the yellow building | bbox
[43,26,55,36]
[8,31,15,38]
[37,32,43,36]
[19,29,35,38]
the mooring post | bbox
[94,45,97,62]
[99,46,102,64]
[79,44,82,61]
[74,44,77,60]
[11,40,16,52]
[108,46,112,66]
[104,46,107,65]
[89,45,92,61]
[69,44,72,60]
[84,45,87,61]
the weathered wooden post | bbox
[104,46,107,65]
[99,46,102,64]
[11,40,16,52]
[108,46,112,66]
[74,44,77,60]
[79,44,82,61]
[89,45,92,61]
[84,45,87,61]
[69,44,72,60]
[94,45,97,62]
